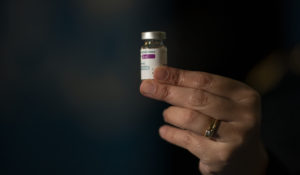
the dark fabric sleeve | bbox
[265,150,291,175]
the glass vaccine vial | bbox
[140,31,167,80]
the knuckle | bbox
[238,119,261,142]
[235,133,249,146]
[238,104,261,129]
[248,90,261,103]
[217,147,233,163]
[242,113,259,127]
[193,73,213,89]
[199,163,213,174]
[159,85,170,100]
[188,89,208,107]
[182,132,193,148]
[168,69,181,85]
[229,124,251,146]
[184,110,196,125]
[240,89,261,105]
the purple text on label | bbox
[142,54,155,59]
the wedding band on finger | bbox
[204,119,219,138]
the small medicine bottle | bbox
[140,31,167,80]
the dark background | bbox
[0,0,299,174]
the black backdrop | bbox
[0,0,299,174]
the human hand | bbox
[140,66,268,175]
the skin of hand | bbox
[139,66,268,175]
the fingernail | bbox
[155,67,168,81]
[141,81,156,95]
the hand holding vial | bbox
[140,66,268,175]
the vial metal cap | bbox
[141,31,166,40]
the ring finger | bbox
[163,106,237,141]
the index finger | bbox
[154,66,251,100]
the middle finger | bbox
[140,80,240,122]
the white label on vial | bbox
[140,48,167,79]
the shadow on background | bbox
[0,0,299,174]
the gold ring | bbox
[204,119,219,138]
